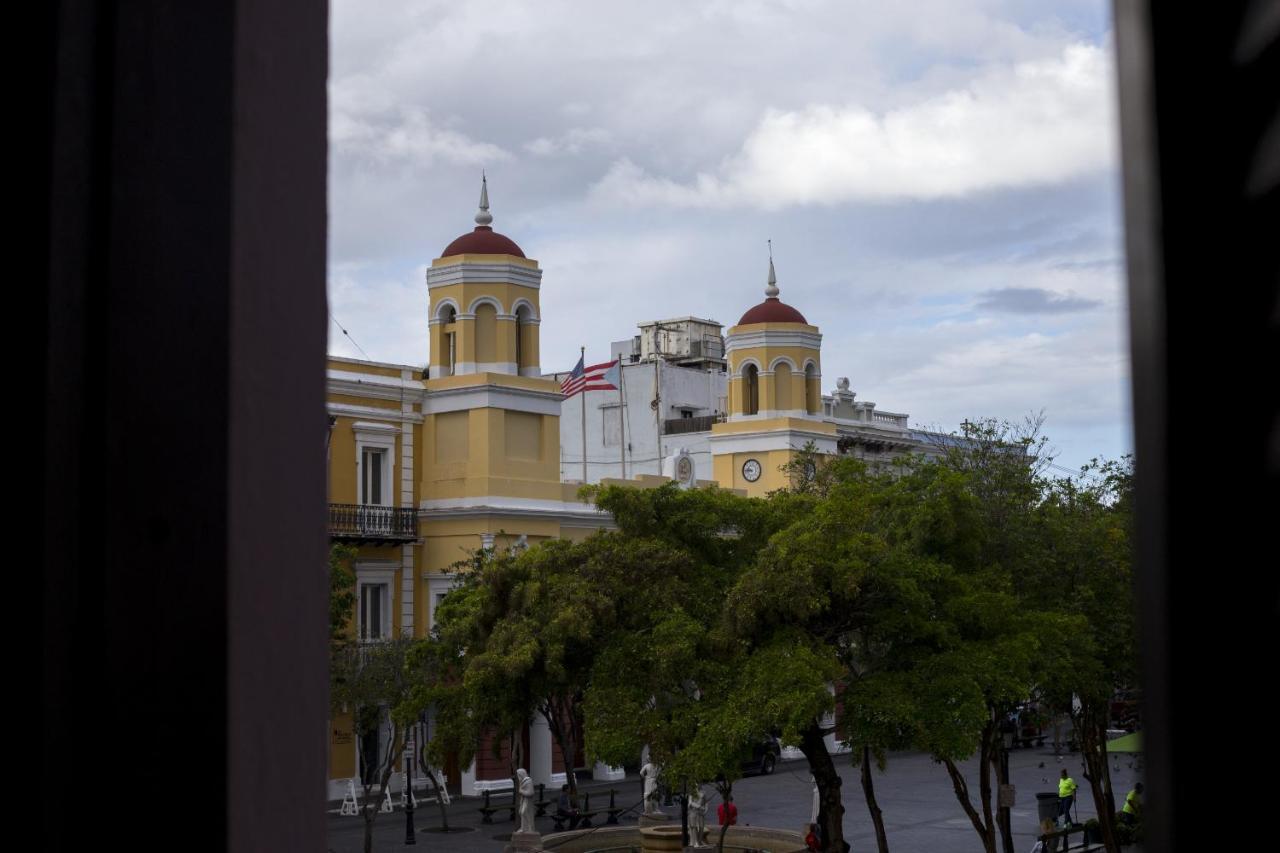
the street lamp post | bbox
[404,731,416,845]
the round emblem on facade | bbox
[742,459,762,482]
[676,456,693,483]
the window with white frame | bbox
[353,422,397,507]
[357,563,396,641]
[359,583,389,640]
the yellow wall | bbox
[328,416,405,506]
[712,448,799,496]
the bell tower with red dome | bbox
[709,250,837,494]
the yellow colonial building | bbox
[327,179,930,800]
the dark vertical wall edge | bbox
[1112,2,1172,850]
[227,0,329,848]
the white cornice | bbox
[351,421,400,436]
[422,383,564,416]
[327,401,424,424]
[419,496,611,527]
[426,263,543,289]
[725,329,823,353]
[328,372,426,405]
[710,428,839,455]
[328,355,422,372]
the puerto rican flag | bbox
[561,357,621,397]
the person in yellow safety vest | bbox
[1119,782,1143,826]
[1057,769,1078,825]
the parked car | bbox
[740,735,781,776]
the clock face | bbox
[742,459,762,482]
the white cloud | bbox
[523,127,613,157]
[331,102,510,168]
[591,42,1116,208]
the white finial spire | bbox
[765,239,779,298]
[475,171,493,226]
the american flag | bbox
[561,357,620,397]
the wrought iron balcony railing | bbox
[329,503,418,544]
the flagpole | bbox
[580,346,588,484]
[618,363,627,480]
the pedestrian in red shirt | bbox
[717,795,738,826]
[804,822,821,851]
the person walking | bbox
[717,795,738,827]
[1120,782,1143,826]
[1057,769,1078,826]
[556,783,580,830]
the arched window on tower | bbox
[515,304,533,373]
[805,363,818,414]
[744,364,759,415]
[441,305,458,376]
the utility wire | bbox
[330,312,370,360]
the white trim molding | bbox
[725,328,823,353]
[511,298,540,321]
[419,496,609,527]
[709,429,839,456]
[328,401,424,424]
[430,298,462,322]
[466,295,506,314]
[422,383,564,417]
[426,262,543,289]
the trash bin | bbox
[1036,792,1059,825]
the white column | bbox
[400,413,416,636]
[530,714,554,787]
[824,683,839,753]
[461,757,478,797]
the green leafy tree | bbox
[330,635,425,853]
[431,529,720,802]
[1028,457,1136,853]
[582,482,795,841]
[329,543,357,645]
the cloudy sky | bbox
[328,0,1133,476]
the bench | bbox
[1038,823,1105,852]
[577,791,600,828]
[476,789,502,824]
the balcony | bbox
[329,503,418,545]
[663,414,724,435]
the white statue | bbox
[687,785,708,847]
[810,774,820,824]
[516,769,535,834]
[640,761,663,815]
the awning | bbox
[1106,732,1142,753]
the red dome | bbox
[442,226,525,258]
[738,297,807,325]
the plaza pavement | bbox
[327,744,1147,852]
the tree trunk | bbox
[362,719,402,853]
[978,721,996,852]
[941,755,997,853]
[1075,701,1121,853]
[860,745,890,853]
[543,696,580,799]
[988,716,1015,853]
[799,722,845,853]
[715,780,733,853]
[425,767,450,831]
